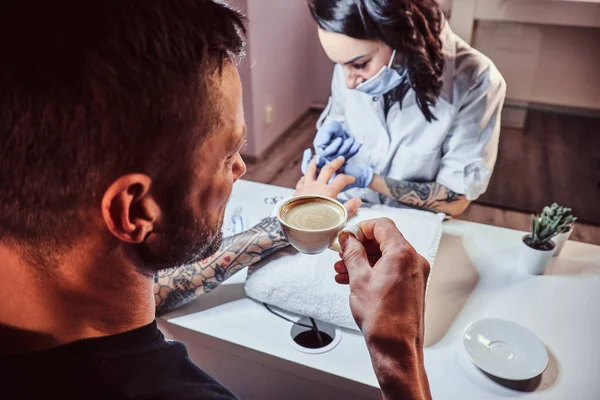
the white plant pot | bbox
[519,235,555,275]
[552,226,574,257]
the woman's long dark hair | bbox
[309,0,444,122]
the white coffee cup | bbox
[277,195,364,254]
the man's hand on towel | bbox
[294,155,362,218]
[335,218,432,400]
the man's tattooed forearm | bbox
[154,217,288,315]
[383,178,464,212]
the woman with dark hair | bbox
[302,0,506,216]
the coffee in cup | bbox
[280,197,345,231]
[277,195,363,254]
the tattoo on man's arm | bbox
[383,178,464,212]
[154,217,288,315]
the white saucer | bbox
[463,318,549,381]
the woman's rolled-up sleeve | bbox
[436,65,506,200]
[317,64,346,129]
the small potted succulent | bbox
[546,204,577,257]
[519,203,576,274]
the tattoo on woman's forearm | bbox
[154,217,288,315]
[383,178,463,212]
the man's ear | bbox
[101,174,161,244]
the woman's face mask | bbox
[354,50,404,96]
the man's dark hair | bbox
[0,0,245,255]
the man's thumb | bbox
[339,232,368,277]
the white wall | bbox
[473,21,600,110]
[310,32,335,107]
[244,0,318,157]
[227,0,336,157]
[449,0,600,110]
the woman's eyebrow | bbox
[344,52,372,65]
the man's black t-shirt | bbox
[1,321,238,399]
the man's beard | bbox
[134,206,225,275]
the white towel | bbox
[245,206,444,332]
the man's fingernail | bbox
[338,232,351,250]
[336,156,345,162]
[342,225,364,243]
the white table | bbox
[159,180,600,400]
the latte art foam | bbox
[281,200,344,231]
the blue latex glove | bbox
[301,148,373,191]
[339,163,374,190]
[301,148,326,175]
[314,121,362,161]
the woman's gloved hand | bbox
[313,121,362,161]
[301,149,374,191]
[301,149,327,174]
[339,163,374,190]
